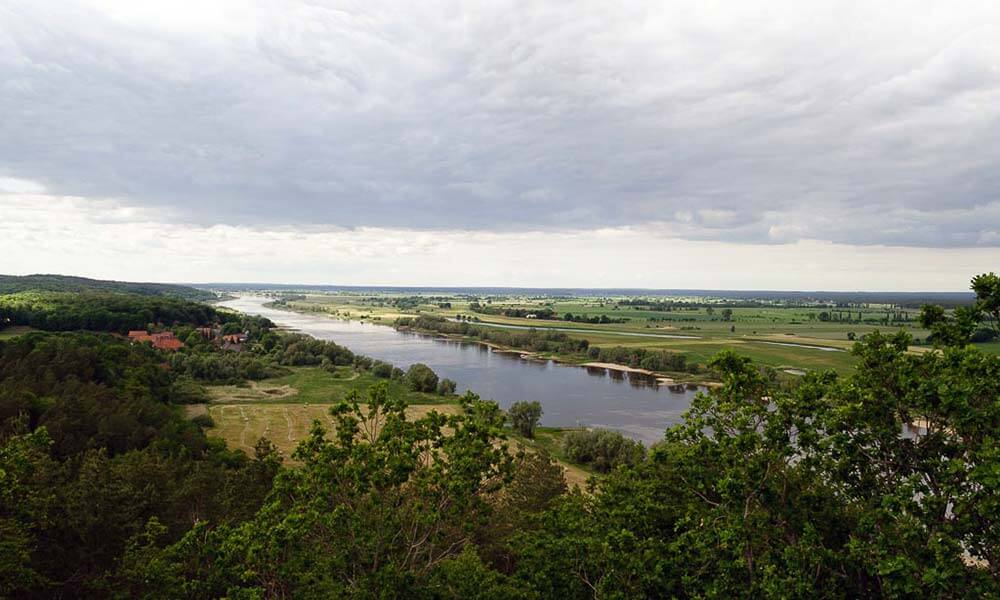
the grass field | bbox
[0,326,36,339]
[191,365,592,486]
[192,366,462,457]
[205,366,453,406]
[189,401,463,457]
[976,341,1000,354]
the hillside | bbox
[0,274,214,300]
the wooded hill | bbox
[0,274,215,301]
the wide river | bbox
[220,296,703,443]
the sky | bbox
[2,0,999,291]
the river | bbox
[219,296,704,444]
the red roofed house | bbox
[128,330,184,351]
[153,336,184,351]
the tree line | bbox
[396,315,591,355]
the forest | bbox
[1,275,998,598]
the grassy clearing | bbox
[191,402,462,457]
[509,427,594,489]
[195,364,592,482]
[975,341,1000,354]
[206,366,454,405]
[0,326,36,340]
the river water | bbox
[220,296,703,443]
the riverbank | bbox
[265,299,723,387]
[393,322,721,387]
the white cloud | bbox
[3,194,998,290]
[0,177,45,194]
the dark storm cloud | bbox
[2,0,999,246]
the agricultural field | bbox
[267,292,964,374]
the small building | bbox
[128,330,152,341]
[153,337,184,351]
[127,330,184,351]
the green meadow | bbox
[273,293,950,375]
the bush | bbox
[970,327,998,343]
[509,400,543,438]
[405,363,439,393]
[371,361,395,379]
[437,378,457,395]
[563,429,646,473]
[191,413,215,429]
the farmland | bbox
[259,290,979,376]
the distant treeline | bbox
[397,315,702,373]
[0,291,246,334]
[586,345,700,374]
[396,315,590,354]
[468,304,629,324]
[0,273,215,300]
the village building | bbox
[127,330,185,351]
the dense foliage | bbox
[562,428,646,473]
[1,276,997,598]
[0,291,225,333]
[405,362,440,393]
[0,333,282,596]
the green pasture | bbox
[275,293,945,375]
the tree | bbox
[562,428,645,473]
[919,272,1000,347]
[437,378,457,395]
[721,308,733,321]
[971,272,1000,334]
[140,384,515,598]
[405,362,439,392]
[705,307,714,316]
[508,401,543,438]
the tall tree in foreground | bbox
[513,270,1000,598]
[132,383,522,598]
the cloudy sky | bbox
[2,0,999,290]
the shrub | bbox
[191,413,215,429]
[437,378,457,395]
[563,429,646,473]
[371,361,395,379]
[405,363,439,393]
